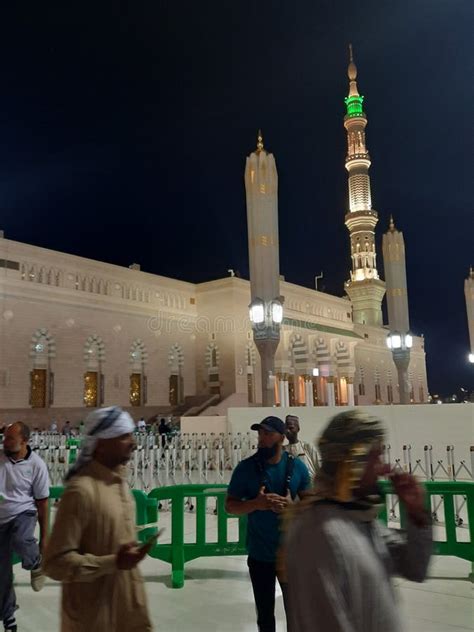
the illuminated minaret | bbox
[465,266,474,364]
[343,45,385,326]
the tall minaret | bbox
[382,216,410,334]
[343,45,385,326]
[245,131,282,405]
[465,266,474,363]
[383,216,412,403]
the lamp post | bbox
[245,132,281,406]
[386,331,413,404]
[249,298,284,406]
[382,217,412,404]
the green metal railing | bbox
[379,479,474,580]
[147,484,247,588]
[13,481,474,585]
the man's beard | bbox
[257,443,279,461]
[4,448,19,457]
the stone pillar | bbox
[278,374,288,408]
[326,376,336,407]
[393,349,411,405]
[347,377,355,406]
[279,373,289,407]
[255,338,279,407]
[305,376,314,407]
[312,377,319,406]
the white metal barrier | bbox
[2,431,472,525]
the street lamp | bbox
[249,297,284,339]
[386,332,412,350]
[386,331,412,404]
[249,299,265,325]
[469,353,474,364]
[382,218,414,405]
[245,133,281,406]
[249,297,284,406]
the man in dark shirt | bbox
[226,416,310,632]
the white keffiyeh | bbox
[66,406,135,480]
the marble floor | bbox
[11,511,474,631]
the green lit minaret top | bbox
[344,44,365,118]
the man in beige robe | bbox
[284,415,317,479]
[44,406,153,632]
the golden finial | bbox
[256,129,264,153]
[349,43,354,63]
[389,215,396,232]
[470,265,474,278]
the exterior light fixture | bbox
[270,300,283,324]
[249,299,265,325]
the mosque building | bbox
[0,53,429,424]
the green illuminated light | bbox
[344,95,365,117]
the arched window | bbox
[29,329,56,408]
[358,366,366,397]
[335,342,350,405]
[168,343,184,405]
[83,335,105,407]
[205,343,220,396]
[130,340,148,406]
[387,370,394,404]
[374,367,382,403]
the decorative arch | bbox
[335,341,350,370]
[334,341,351,405]
[168,343,184,406]
[287,334,309,405]
[29,329,56,408]
[288,333,308,367]
[314,337,330,367]
[130,339,148,369]
[129,339,148,406]
[205,342,220,396]
[205,342,220,369]
[83,335,105,407]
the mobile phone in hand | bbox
[140,527,165,552]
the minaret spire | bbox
[347,44,360,97]
[256,129,264,153]
[343,47,386,327]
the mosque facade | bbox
[0,56,429,423]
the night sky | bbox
[0,2,472,396]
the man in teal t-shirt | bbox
[226,416,310,632]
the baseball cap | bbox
[250,416,286,435]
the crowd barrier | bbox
[147,484,247,588]
[379,479,474,580]
[15,480,474,585]
[5,432,472,493]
